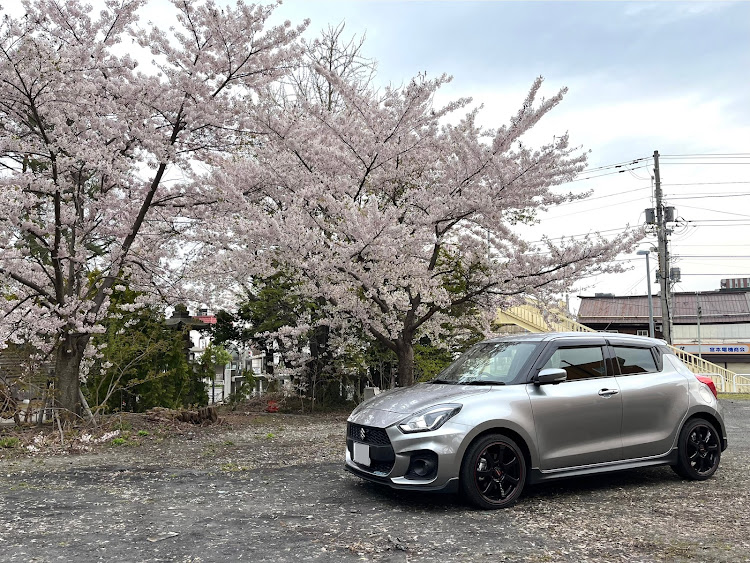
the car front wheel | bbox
[460,434,526,509]
[672,418,721,480]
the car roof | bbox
[485,331,666,346]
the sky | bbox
[265,0,750,306]
[6,0,750,308]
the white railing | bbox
[667,345,736,381]
[733,374,750,393]
[498,305,597,334]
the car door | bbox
[610,342,689,459]
[527,339,623,470]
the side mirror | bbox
[533,368,567,385]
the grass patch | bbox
[137,430,149,437]
[9,481,35,491]
[112,420,132,431]
[0,437,20,449]
[220,462,247,472]
[110,437,129,446]
[718,393,750,400]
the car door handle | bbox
[598,389,619,397]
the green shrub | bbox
[0,437,20,449]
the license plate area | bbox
[353,442,370,466]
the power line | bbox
[527,225,638,244]
[672,243,750,247]
[660,161,750,165]
[584,156,650,173]
[685,223,750,227]
[687,219,750,223]
[667,192,750,200]
[662,181,750,186]
[677,203,750,219]
[542,196,648,219]
[555,186,651,206]
[674,255,750,259]
[660,153,750,158]
[564,164,651,183]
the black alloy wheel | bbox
[460,434,526,509]
[672,418,721,480]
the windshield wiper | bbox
[463,380,506,386]
[429,378,456,384]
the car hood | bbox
[347,383,490,428]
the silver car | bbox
[345,332,727,509]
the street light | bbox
[637,250,655,338]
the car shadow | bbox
[522,465,681,502]
[351,479,464,511]
[347,465,681,512]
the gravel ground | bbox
[1,400,749,562]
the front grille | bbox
[347,423,390,446]
[368,460,395,475]
[347,423,395,476]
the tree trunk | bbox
[396,340,415,387]
[55,333,89,420]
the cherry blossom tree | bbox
[226,70,641,387]
[289,22,376,112]
[0,0,307,417]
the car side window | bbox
[542,346,607,381]
[612,346,658,375]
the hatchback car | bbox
[345,332,727,509]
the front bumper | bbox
[344,462,459,493]
[344,419,468,492]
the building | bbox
[166,306,274,403]
[577,282,750,374]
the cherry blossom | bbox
[0,0,307,416]
[221,69,640,386]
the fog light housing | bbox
[405,450,438,480]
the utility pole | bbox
[637,250,656,338]
[653,150,673,344]
[696,291,702,358]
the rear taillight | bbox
[696,375,718,398]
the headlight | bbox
[397,404,462,433]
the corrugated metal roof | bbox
[578,291,750,324]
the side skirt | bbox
[528,449,679,485]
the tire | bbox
[460,433,526,509]
[671,418,721,480]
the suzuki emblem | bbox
[360,427,366,441]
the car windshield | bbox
[431,341,540,385]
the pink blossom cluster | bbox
[0,1,641,402]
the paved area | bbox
[1,400,749,562]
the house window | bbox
[636,330,649,336]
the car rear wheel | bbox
[672,418,721,480]
[460,434,526,509]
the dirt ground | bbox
[1,399,749,562]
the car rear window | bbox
[612,346,658,375]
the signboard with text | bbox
[677,344,749,354]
